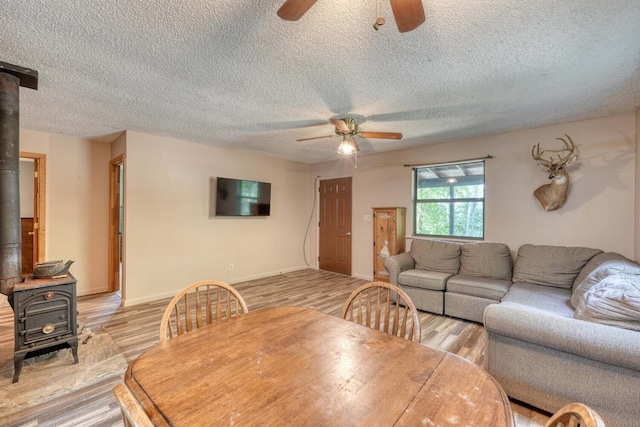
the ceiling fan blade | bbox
[330,119,350,132]
[390,0,426,33]
[359,132,403,140]
[277,0,317,21]
[296,135,337,142]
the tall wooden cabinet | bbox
[372,207,406,282]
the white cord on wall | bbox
[303,176,321,267]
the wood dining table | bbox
[124,306,514,426]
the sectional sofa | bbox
[384,240,640,427]
[383,239,513,323]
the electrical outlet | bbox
[229,263,234,271]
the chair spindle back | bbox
[159,280,248,342]
[341,281,421,343]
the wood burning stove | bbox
[0,62,77,383]
[9,274,79,383]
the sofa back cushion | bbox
[513,244,602,289]
[410,239,461,275]
[571,256,640,308]
[459,242,512,280]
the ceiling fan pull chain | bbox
[374,0,385,30]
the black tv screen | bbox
[214,177,271,217]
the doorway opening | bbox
[19,152,46,274]
[108,155,124,296]
[318,177,353,275]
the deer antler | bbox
[554,134,575,165]
[532,134,576,167]
[531,143,553,167]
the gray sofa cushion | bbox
[398,269,452,291]
[446,275,512,301]
[502,282,575,318]
[409,239,461,274]
[459,242,512,280]
[571,257,640,308]
[574,274,640,331]
[513,244,602,289]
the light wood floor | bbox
[0,269,550,427]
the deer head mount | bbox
[531,134,577,211]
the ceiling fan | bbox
[277,0,426,33]
[297,117,403,155]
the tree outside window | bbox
[414,161,484,239]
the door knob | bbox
[28,231,35,235]
[346,232,352,236]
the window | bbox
[413,161,485,239]
[239,180,259,215]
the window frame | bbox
[412,160,485,240]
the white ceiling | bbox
[1,1,639,164]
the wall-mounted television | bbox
[211,177,271,217]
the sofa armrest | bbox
[384,252,415,285]
[484,302,640,372]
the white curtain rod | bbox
[404,155,494,168]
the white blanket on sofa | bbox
[575,274,640,331]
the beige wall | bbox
[17,111,637,301]
[123,131,312,305]
[310,114,637,280]
[19,159,34,216]
[19,129,111,295]
[636,107,640,260]
[111,132,126,159]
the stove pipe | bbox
[0,62,38,296]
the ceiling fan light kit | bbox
[277,0,426,33]
[337,136,360,155]
[296,117,402,156]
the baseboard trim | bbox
[121,265,312,307]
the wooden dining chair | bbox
[113,383,154,427]
[341,281,422,343]
[544,402,606,427]
[159,280,249,342]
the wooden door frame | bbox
[317,175,353,275]
[19,151,46,265]
[108,154,125,294]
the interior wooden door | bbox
[21,217,34,274]
[318,177,352,275]
[19,152,46,272]
[32,156,40,267]
[108,155,124,293]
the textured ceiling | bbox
[1,1,639,164]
